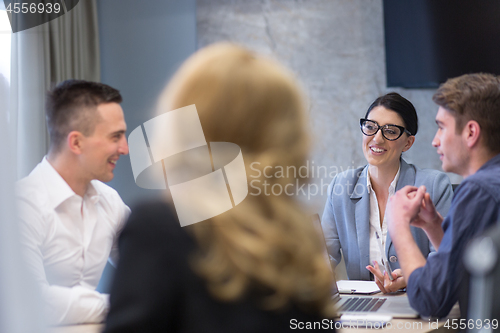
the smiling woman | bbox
[321,92,454,292]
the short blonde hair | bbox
[157,43,333,315]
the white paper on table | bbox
[337,280,381,294]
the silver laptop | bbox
[331,279,419,318]
[311,214,419,318]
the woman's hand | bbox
[366,261,406,293]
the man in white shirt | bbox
[16,80,130,325]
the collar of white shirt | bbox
[40,157,101,210]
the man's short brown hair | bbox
[432,73,500,154]
[46,80,122,153]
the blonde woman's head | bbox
[158,43,308,163]
[157,43,333,316]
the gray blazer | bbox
[321,159,453,280]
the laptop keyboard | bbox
[338,297,387,312]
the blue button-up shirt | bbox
[407,153,500,318]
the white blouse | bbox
[366,165,400,273]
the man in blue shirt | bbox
[379,73,500,318]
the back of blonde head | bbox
[157,43,333,315]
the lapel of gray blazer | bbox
[385,159,416,255]
[351,165,370,280]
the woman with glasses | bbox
[321,92,453,293]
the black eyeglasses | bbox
[360,119,412,141]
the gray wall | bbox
[96,0,196,291]
[98,0,197,207]
[198,0,462,216]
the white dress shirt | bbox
[366,165,400,272]
[16,157,130,325]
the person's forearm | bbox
[424,226,444,250]
[423,214,444,250]
[42,285,108,325]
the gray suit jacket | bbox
[321,159,453,280]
